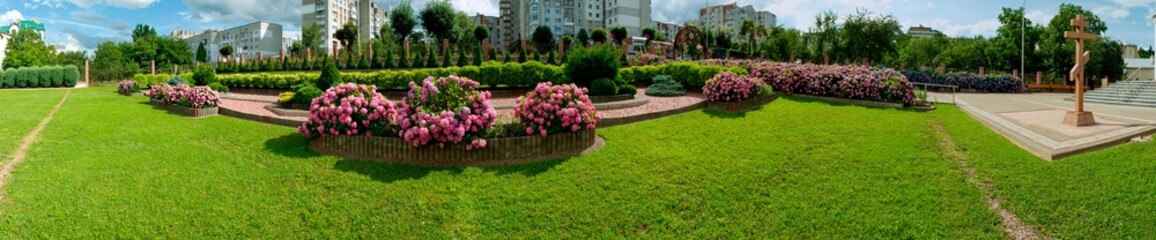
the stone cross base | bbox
[1063,111,1096,127]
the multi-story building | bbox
[0,19,46,68]
[301,0,387,54]
[499,0,517,48]
[358,1,388,41]
[177,21,284,63]
[604,0,652,39]
[906,25,941,38]
[653,21,680,41]
[170,29,199,39]
[473,14,504,48]
[698,3,775,34]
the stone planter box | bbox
[309,129,600,167]
[705,93,778,113]
[149,98,219,118]
[590,94,636,103]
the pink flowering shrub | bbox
[515,82,599,138]
[702,71,768,102]
[394,76,497,150]
[178,86,220,108]
[118,80,140,94]
[298,83,398,138]
[751,62,915,106]
[143,84,220,108]
[629,53,669,66]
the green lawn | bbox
[0,90,67,163]
[0,87,1151,238]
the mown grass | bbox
[2,88,1006,238]
[931,105,1156,239]
[0,89,67,162]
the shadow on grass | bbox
[264,133,321,158]
[704,106,762,119]
[332,156,569,183]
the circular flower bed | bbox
[515,82,599,137]
[395,76,497,150]
[703,71,767,102]
[298,83,397,138]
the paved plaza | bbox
[931,92,1156,160]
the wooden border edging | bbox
[218,105,304,128]
[599,99,707,127]
[705,93,778,113]
[309,129,602,167]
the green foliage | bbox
[292,85,323,105]
[167,75,187,86]
[62,65,79,87]
[207,82,229,93]
[3,28,55,69]
[504,51,512,63]
[358,55,370,69]
[473,47,483,66]
[456,48,467,67]
[420,0,457,41]
[193,66,216,86]
[317,60,342,90]
[546,51,556,65]
[589,78,619,96]
[609,27,628,45]
[219,45,234,58]
[645,75,687,96]
[533,51,541,62]
[442,47,452,68]
[591,28,608,44]
[0,69,6,87]
[532,26,555,52]
[616,78,636,95]
[335,22,359,51]
[412,48,424,68]
[0,66,78,88]
[473,26,489,42]
[384,50,396,69]
[390,0,417,42]
[565,45,621,87]
[576,28,590,47]
[196,42,208,63]
[427,47,439,68]
[49,66,64,87]
[518,50,527,63]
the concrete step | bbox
[1081,95,1156,105]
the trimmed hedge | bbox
[901,68,1025,93]
[0,65,81,88]
[617,62,747,89]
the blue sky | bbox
[2,0,1155,54]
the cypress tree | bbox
[473,47,483,66]
[518,50,527,63]
[456,47,467,67]
[426,47,438,68]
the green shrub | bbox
[193,66,216,85]
[427,48,439,68]
[384,50,396,69]
[547,51,557,65]
[456,48,467,67]
[168,75,187,86]
[0,69,6,87]
[13,68,27,88]
[208,82,230,93]
[49,66,64,87]
[317,60,341,90]
[473,47,483,66]
[565,45,620,88]
[35,67,52,87]
[504,51,512,63]
[397,50,409,68]
[645,75,686,96]
[293,85,322,105]
[518,50,526,63]
[618,82,637,95]
[589,78,619,96]
[412,49,424,68]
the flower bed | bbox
[901,68,1025,93]
[118,80,142,96]
[143,84,221,117]
[705,93,778,113]
[309,129,598,167]
[702,71,776,113]
[751,62,915,106]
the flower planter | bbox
[309,129,600,167]
[149,98,219,118]
[590,94,636,103]
[705,93,778,113]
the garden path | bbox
[0,89,71,200]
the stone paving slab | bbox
[948,92,1156,160]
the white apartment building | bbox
[698,3,776,34]
[0,19,47,68]
[604,0,651,39]
[473,14,503,48]
[301,0,387,54]
[177,21,285,63]
[654,21,680,41]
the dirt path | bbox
[0,89,71,200]
[929,119,1047,240]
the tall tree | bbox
[576,28,590,47]
[641,27,657,44]
[739,19,769,57]
[390,0,417,44]
[219,45,234,61]
[3,29,55,69]
[592,28,608,44]
[300,23,323,53]
[196,42,208,63]
[532,26,555,53]
[474,26,490,45]
[993,7,1044,72]
[132,24,157,41]
[609,26,628,45]
[92,41,138,81]
[420,0,457,43]
[810,10,839,63]
[334,22,359,54]
[1038,3,1109,83]
[840,10,900,64]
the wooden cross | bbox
[1062,14,1097,126]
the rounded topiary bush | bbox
[207,82,229,93]
[703,71,767,102]
[49,66,64,87]
[0,69,6,88]
[395,76,497,150]
[316,60,342,90]
[589,78,619,96]
[13,68,27,88]
[299,83,398,138]
[293,85,323,105]
[565,45,620,88]
[645,75,686,96]
[193,66,217,86]
[515,82,598,137]
[615,78,636,95]
[62,65,80,87]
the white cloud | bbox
[52,33,87,52]
[908,18,1000,37]
[1094,5,1131,19]
[1112,0,1156,8]
[180,0,305,29]
[0,10,23,24]
[1026,10,1048,25]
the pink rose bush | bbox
[515,82,599,138]
[118,80,140,94]
[750,62,915,106]
[143,84,221,108]
[702,71,768,102]
[299,83,398,138]
[394,76,497,150]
